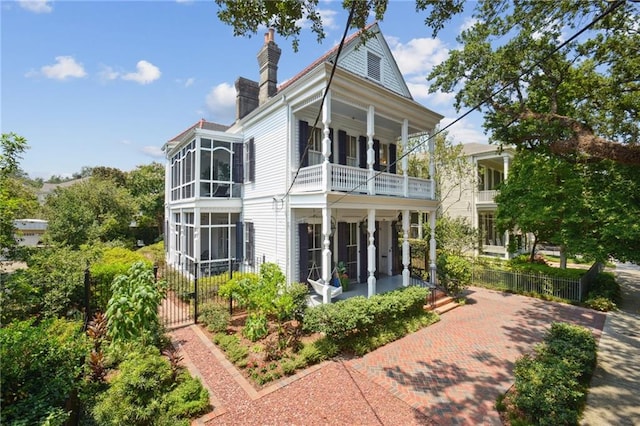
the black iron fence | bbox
[83,257,264,330]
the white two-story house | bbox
[440,143,523,259]
[163,24,443,302]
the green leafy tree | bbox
[497,150,640,264]
[1,318,90,425]
[426,0,639,164]
[126,162,165,242]
[43,177,136,247]
[0,133,38,258]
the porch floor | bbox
[308,274,413,306]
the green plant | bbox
[105,261,163,346]
[92,350,208,425]
[243,313,269,341]
[199,302,231,332]
[510,322,597,425]
[436,252,472,296]
[584,272,620,311]
[0,318,90,425]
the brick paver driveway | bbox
[346,286,606,425]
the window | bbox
[346,223,358,279]
[308,127,323,165]
[170,140,196,201]
[367,51,381,81]
[307,223,322,272]
[200,138,232,198]
[379,143,389,170]
[346,135,357,167]
[479,212,502,246]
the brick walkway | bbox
[173,286,605,425]
[346,287,606,425]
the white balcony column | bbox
[428,131,436,200]
[429,210,437,286]
[321,207,333,287]
[367,208,377,298]
[367,105,375,195]
[321,89,332,192]
[402,209,410,287]
[503,154,510,182]
[504,231,510,259]
[401,119,409,197]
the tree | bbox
[427,0,639,165]
[126,162,165,242]
[43,177,136,247]
[496,149,640,264]
[495,150,588,266]
[215,0,639,165]
[0,133,38,258]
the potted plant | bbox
[336,261,349,291]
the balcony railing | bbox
[477,190,498,203]
[291,163,434,200]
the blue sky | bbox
[2,0,487,180]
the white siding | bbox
[243,107,289,200]
[337,35,407,97]
[243,197,287,275]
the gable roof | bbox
[278,22,412,99]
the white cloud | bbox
[18,0,52,14]
[390,37,449,76]
[440,116,488,145]
[27,56,87,80]
[122,60,161,85]
[205,83,236,124]
[141,146,164,158]
[459,17,478,33]
[98,65,120,82]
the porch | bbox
[307,274,432,307]
[290,163,434,200]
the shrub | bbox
[511,322,597,425]
[91,246,152,290]
[303,286,429,341]
[436,252,472,296]
[584,272,620,311]
[92,351,209,425]
[199,302,230,333]
[0,318,90,425]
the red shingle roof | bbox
[167,118,230,143]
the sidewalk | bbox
[581,262,640,425]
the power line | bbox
[280,1,358,201]
[326,0,626,208]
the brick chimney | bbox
[235,77,259,120]
[257,28,281,105]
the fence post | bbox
[153,263,158,282]
[194,262,199,324]
[83,265,91,331]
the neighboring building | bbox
[13,219,48,247]
[440,142,524,259]
[163,24,443,301]
[37,177,90,203]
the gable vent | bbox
[367,51,381,81]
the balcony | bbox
[477,190,498,204]
[291,163,434,200]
